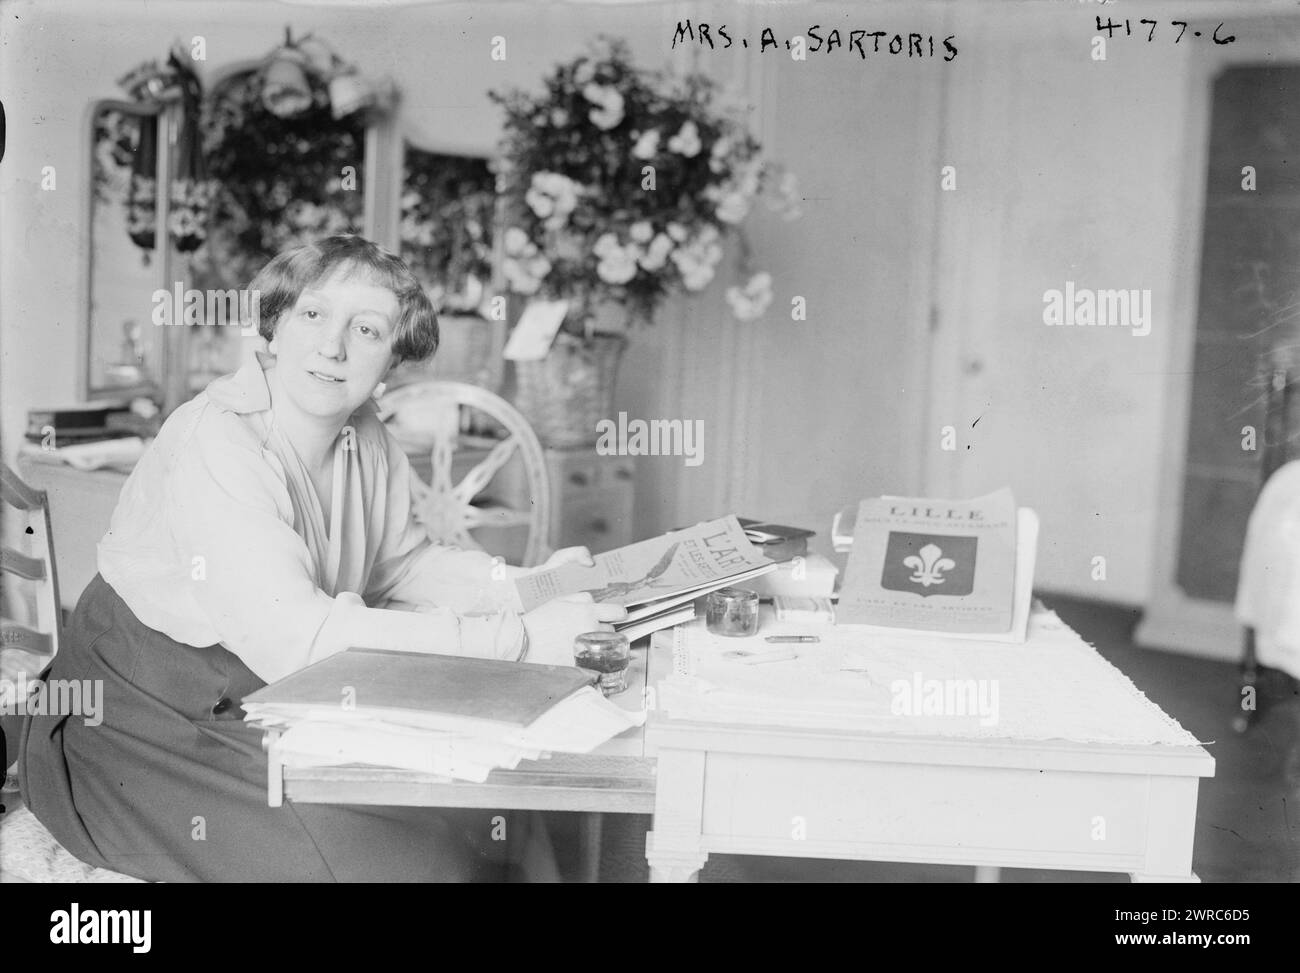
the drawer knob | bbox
[614,467,633,481]
[589,518,609,533]
[568,471,590,486]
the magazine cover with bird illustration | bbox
[515,515,776,619]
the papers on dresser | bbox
[243,649,646,783]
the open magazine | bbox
[516,515,778,638]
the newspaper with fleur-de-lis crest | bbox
[836,489,1018,634]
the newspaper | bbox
[835,488,1018,634]
[515,515,776,621]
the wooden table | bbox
[264,622,1215,884]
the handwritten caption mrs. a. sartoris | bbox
[672,21,959,62]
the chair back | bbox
[377,381,552,568]
[1,461,61,657]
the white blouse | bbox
[98,353,525,684]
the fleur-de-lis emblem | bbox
[903,543,955,588]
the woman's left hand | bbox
[534,546,596,572]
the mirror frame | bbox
[82,59,388,410]
[81,98,169,402]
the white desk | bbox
[642,615,1215,883]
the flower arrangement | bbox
[489,36,799,335]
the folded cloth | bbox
[1235,460,1300,681]
[56,436,146,471]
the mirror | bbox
[391,143,504,392]
[85,101,166,398]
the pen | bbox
[722,647,798,665]
[764,635,820,644]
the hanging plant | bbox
[192,65,366,290]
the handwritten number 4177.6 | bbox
[1095,18,1236,45]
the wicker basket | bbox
[513,332,627,447]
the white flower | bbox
[709,136,733,174]
[525,172,581,229]
[629,221,654,244]
[726,271,773,321]
[671,249,715,291]
[593,232,622,258]
[597,246,638,285]
[772,170,803,221]
[504,227,533,256]
[631,129,660,160]
[525,185,555,219]
[666,222,689,243]
[574,60,596,86]
[551,109,570,127]
[582,83,625,130]
[667,120,702,158]
[715,191,750,225]
[637,233,674,272]
[503,253,552,294]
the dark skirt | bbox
[19,574,507,882]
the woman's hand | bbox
[522,592,627,666]
[532,546,597,574]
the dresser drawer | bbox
[557,489,635,553]
[548,449,635,490]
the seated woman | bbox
[19,235,624,882]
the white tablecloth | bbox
[661,607,1201,746]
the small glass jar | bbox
[573,631,631,697]
[705,587,760,638]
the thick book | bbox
[515,515,777,620]
[242,648,596,729]
[835,488,1021,635]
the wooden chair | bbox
[377,380,552,568]
[1234,365,1300,733]
[0,461,145,882]
[2,461,62,659]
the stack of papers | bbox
[243,649,646,782]
[515,515,776,640]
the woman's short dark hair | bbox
[247,235,438,364]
